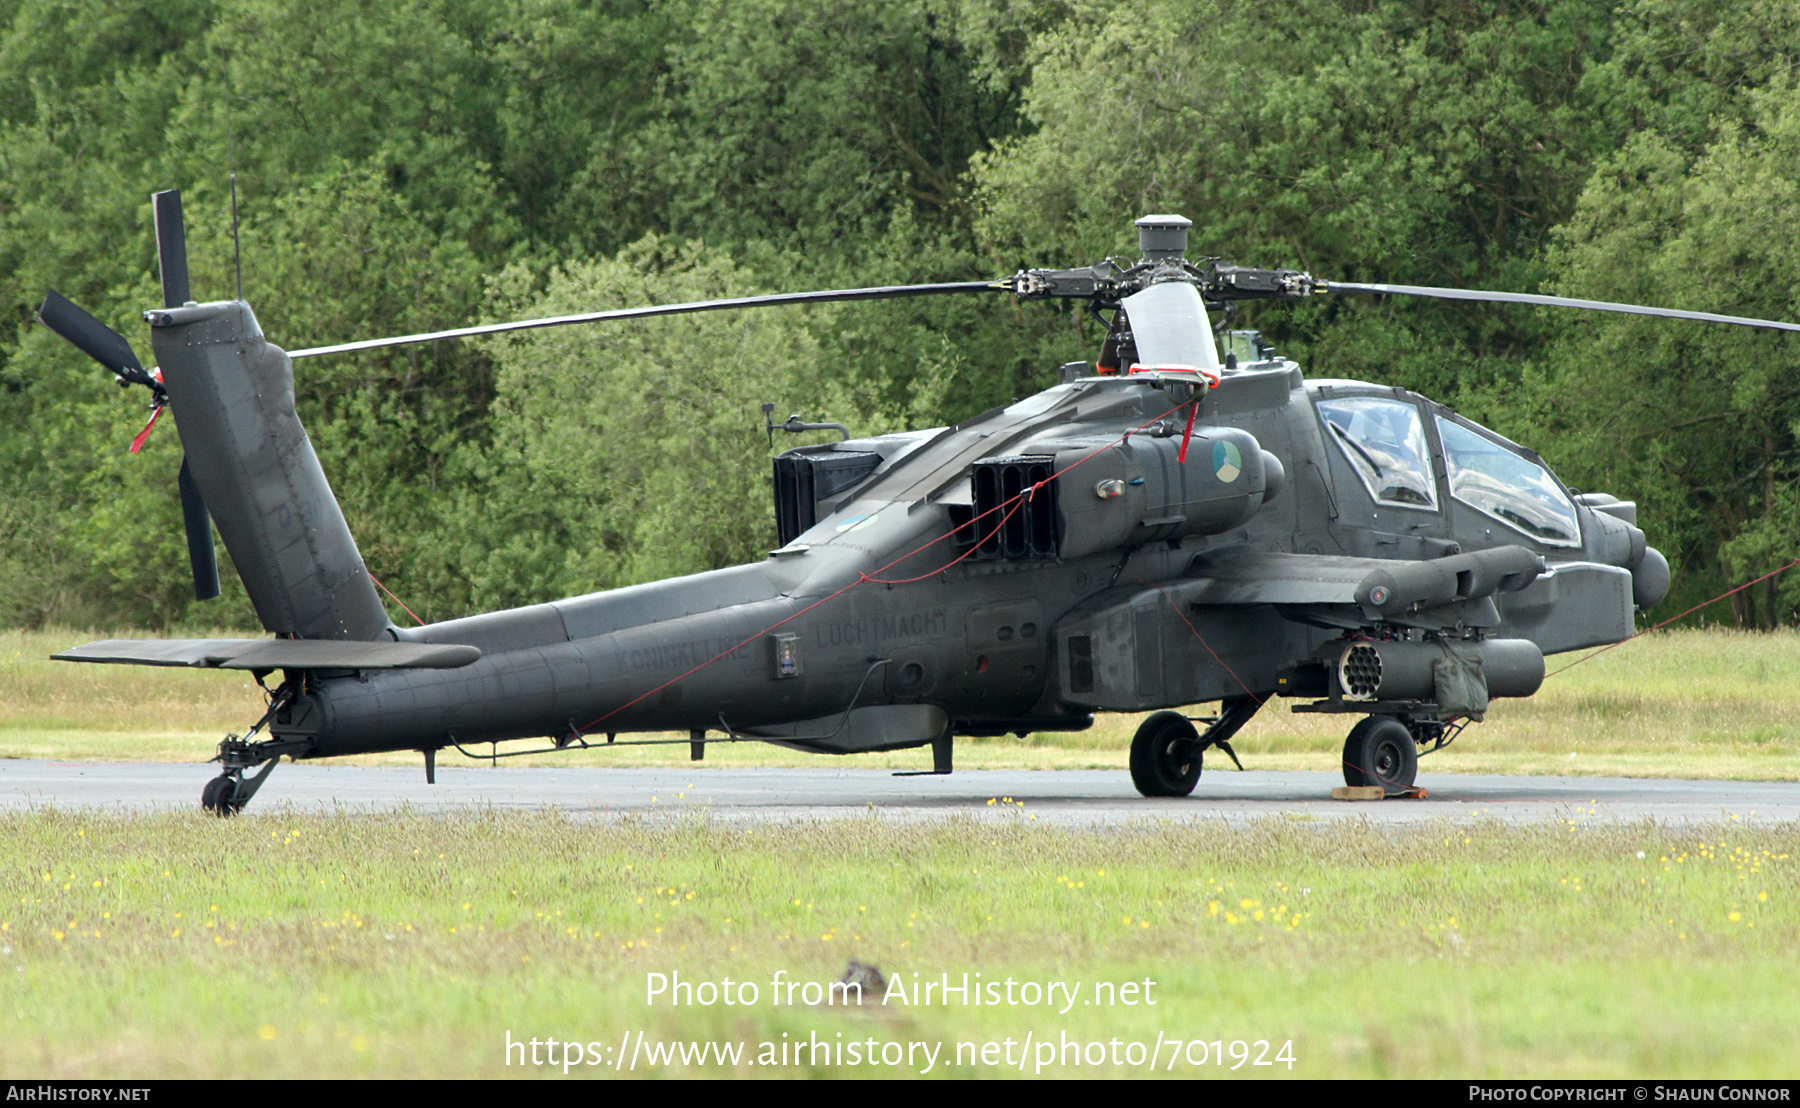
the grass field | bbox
[0,810,1792,1078]
[4,628,1797,1079]
[4,626,1798,779]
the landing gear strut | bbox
[202,736,295,815]
[201,685,310,815]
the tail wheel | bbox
[200,775,242,816]
[1130,711,1203,798]
[1342,715,1418,795]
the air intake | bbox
[772,450,881,545]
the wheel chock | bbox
[1331,786,1385,801]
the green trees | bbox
[3,0,1798,629]
[1541,104,1800,625]
[0,0,1038,627]
[461,242,836,606]
[972,0,1621,396]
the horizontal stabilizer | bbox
[54,638,481,670]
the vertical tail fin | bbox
[148,300,392,640]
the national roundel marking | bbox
[1213,440,1242,483]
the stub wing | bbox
[1180,539,1548,625]
[54,638,481,670]
[1187,550,1378,607]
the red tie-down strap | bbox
[127,369,166,454]
[1125,364,1222,465]
[128,404,163,454]
[1176,398,1201,464]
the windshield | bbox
[1315,397,1438,510]
[1435,416,1580,547]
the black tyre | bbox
[201,775,239,816]
[1130,711,1203,797]
[1341,716,1418,794]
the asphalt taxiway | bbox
[0,760,1794,825]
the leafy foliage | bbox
[1539,88,1800,626]
[3,0,1799,628]
[441,239,847,611]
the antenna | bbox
[230,173,242,302]
[223,47,243,301]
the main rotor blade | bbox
[152,189,190,308]
[1323,281,1800,334]
[38,291,148,378]
[178,457,220,601]
[288,280,1006,360]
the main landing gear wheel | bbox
[1342,715,1418,795]
[1130,711,1203,797]
[200,775,243,816]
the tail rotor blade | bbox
[152,189,191,308]
[38,291,149,381]
[178,456,221,601]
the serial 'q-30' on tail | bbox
[42,193,1799,812]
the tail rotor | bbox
[176,457,220,599]
[152,188,191,308]
[36,188,221,601]
[36,291,166,403]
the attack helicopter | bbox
[40,193,1800,812]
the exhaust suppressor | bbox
[1331,638,1544,702]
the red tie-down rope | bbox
[369,572,428,626]
[1125,364,1221,464]
[576,397,1197,732]
[1135,575,1310,738]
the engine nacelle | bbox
[1053,426,1277,559]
